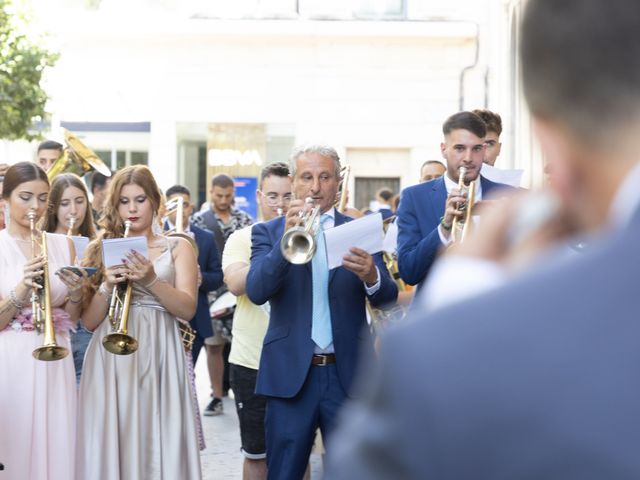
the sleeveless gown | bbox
[76,238,202,480]
[0,230,76,480]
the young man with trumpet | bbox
[246,145,397,480]
[396,111,515,292]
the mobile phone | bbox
[58,266,98,277]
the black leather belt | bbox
[312,354,336,366]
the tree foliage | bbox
[0,0,58,140]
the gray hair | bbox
[521,0,640,144]
[289,145,341,178]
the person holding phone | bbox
[41,173,97,384]
[76,165,202,479]
[0,162,85,479]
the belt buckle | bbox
[314,354,328,366]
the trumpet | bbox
[280,198,321,264]
[164,196,198,252]
[450,166,477,243]
[66,215,76,237]
[337,165,351,213]
[29,211,69,361]
[102,220,138,355]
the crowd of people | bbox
[1,0,639,478]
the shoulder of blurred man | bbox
[327,220,640,478]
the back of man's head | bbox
[91,171,113,194]
[442,111,487,139]
[522,0,640,145]
[376,188,394,203]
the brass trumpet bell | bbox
[47,129,112,180]
[280,199,320,264]
[281,228,317,264]
[33,345,69,361]
[102,333,139,356]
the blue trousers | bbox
[71,324,93,384]
[265,363,347,480]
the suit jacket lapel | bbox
[429,177,448,221]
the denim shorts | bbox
[229,363,267,459]
[71,324,93,384]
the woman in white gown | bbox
[0,162,84,480]
[77,165,202,479]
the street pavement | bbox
[194,356,324,479]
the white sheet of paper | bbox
[481,163,524,188]
[383,221,398,254]
[324,213,384,270]
[71,236,90,261]
[102,236,149,268]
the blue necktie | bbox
[311,214,332,349]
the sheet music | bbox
[71,236,90,262]
[102,236,148,268]
[324,213,384,270]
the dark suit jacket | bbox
[326,221,640,480]
[190,224,223,338]
[397,175,514,290]
[246,211,398,399]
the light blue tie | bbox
[311,214,332,349]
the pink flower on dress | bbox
[1,307,74,335]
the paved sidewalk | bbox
[194,356,323,479]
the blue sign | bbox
[234,176,258,221]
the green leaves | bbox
[0,0,58,140]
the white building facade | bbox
[6,0,539,208]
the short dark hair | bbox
[376,188,394,202]
[472,109,502,136]
[37,140,63,153]
[421,160,446,171]
[166,185,191,199]
[90,171,113,194]
[211,173,234,189]
[260,162,289,188]
[521,0,640,144]
[442,111,487,139]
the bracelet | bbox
[143,275,160,289]
[8,290,24,310]
[440,216,452,231]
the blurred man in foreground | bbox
[326,1,640,478]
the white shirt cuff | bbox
[364,266,381,295]
[438,224,452,246]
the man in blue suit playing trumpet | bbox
[396,111,515,292]
[246,145,397,480]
